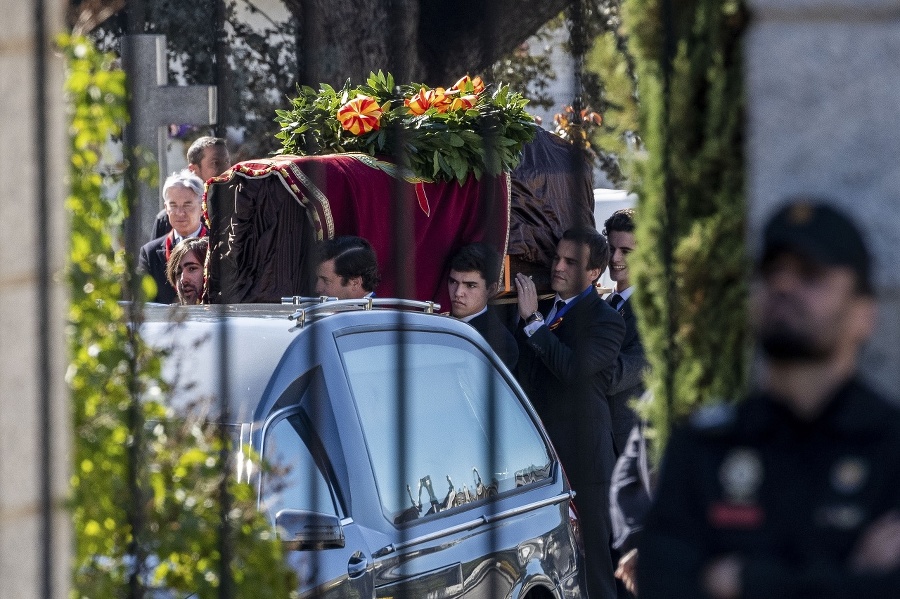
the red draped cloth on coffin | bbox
[215,153,510,308]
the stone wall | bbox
[0,0,69,596]
[746,0,900,398]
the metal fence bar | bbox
[124,3,148,598]
[32,0,53,597]
[386,5,416,597]
[477,4,504,598]
[214,3,235,597]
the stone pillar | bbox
[745,0,900,398]
[0,0,69,597]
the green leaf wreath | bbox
[274,71,538,184]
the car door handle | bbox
[347,551,367,578]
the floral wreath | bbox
[274,71,538,184]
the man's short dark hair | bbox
[561,226,610,279]
[317,236,381,291]
[449,243,502,287]
[602,208,636,236]
[166,237,208,288]
[186,136,227,166]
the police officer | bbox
[637,199,900,598]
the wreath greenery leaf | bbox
[274,71,538,184]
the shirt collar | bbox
[174,224,203,245]
[459,306,487,323]
[553,293,576,307]
[617,286,635,303]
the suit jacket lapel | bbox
[550,292,594,339]
[619,297,633,319]
[154,243,167,269]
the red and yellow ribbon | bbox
[337,95,384,135]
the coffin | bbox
[205,153,510,309]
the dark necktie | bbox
[553,299,565,319]
[608,293,623,310]
[547,300,567,330]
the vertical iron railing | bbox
[213,4,234,597]
[33,0,53,597]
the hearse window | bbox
[338,331,552,524]
[260,411,338,522]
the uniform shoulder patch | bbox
[690,403,737,435]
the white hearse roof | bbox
[140,303,304,423]
[138,299,458,424]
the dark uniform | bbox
[637,378,900,597]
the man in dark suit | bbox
[447,243,518,370]
[514,226,626,599]
[150,136,230,240]
[603,209,651,597]
[139,171,207,303]
[604,208,646,455]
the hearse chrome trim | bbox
[288,298,441,327]
[372,490,573,558]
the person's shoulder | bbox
[845,378,900,429]
[576,289,618,317]
[688,402,740,437]
[467,310,493,332]
[141,233,167,253]
[591,291,626,327]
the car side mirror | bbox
[275,509,345,550]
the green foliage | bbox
[565,0,641,185]
[623,0,750,451]
[583,28,640,185]
[63,34,296,598]
[275,71,538,183]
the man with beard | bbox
[637,199,900,598]
[166,237,208,305]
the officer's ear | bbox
[847,294,877,345]
[487,281,499,298]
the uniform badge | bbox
[719,447,764,504]
[831,456,868,495]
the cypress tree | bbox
[624,0,750,451]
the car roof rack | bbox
[281,296,339,306]
[286,297,442,328]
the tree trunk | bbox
[287,0,569,86]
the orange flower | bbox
[336,95,383,135]
[405,87,453,115]
[449,94,477,111]
[405,88,433,115]
[451,75,485,95]
[430,87,453,113]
